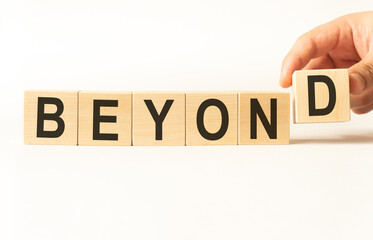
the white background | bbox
[1,0,373,239]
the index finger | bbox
[279,21,341,88]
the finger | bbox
[280,21,341,88]
[304,55,335,70]
[352,101,373,114]
[350,87,373,108]
[349,52,373,95]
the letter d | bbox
[308,75,336,116]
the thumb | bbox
[349,52,373,95]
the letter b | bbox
[24,91,78,145]
[37,97,65,138]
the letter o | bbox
[196,99,229,140]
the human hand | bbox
[279,11,373,114]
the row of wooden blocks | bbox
[24,69,350,146]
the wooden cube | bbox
[239,92,290,145]
[132,92,185,146]
[293,69,350,123]
[24,91,78,145]
[186,92,238,145]
[78,91,132,146]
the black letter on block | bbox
[197,99,229,140]
[37,97,65,138]
[250,98,277,139]
[144,99,174,140]
[308,75,336,116]
[93,100,118,141]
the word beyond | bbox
[24,69,350,146]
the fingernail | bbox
[350,73,365,95]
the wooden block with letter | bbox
[132,92,185,146]
[186,92,237,145]
[24,90,78,145]
[293,69,350,123]
[239,92,290,145]
[78,91,132,146]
